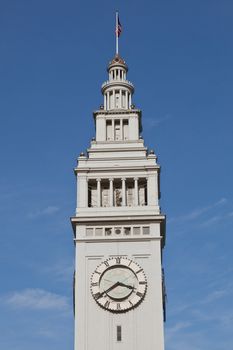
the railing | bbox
[101,80,134,89]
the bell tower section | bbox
[71,54,166,350]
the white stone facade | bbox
[71,54,166,350]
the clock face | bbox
[90,257,147,312]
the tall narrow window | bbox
[123,120,129,140]
[126,181,134,206]
[139,179,147,206]
[114,120,121,140]
[110,91,113,109]
[114,181,122,206]
[115,91,120,109]
[116,325,122,342]
[122,91,126,108]
[101,182,109,207]
[88,181,97,207]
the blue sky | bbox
[0,0,233,349]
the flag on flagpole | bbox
[115,14,122,37]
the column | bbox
[107,91,110,110]
[113,90,116,109]
[129,93,132,108]
[112,119,115,140]
[120,119,123,140]
[134,177,139,206]
[146,177,149,206]
[109,178,114,206]
[125,91,129,109]
[97,179,101,207]
[119,89,122,108]
[122,178,126,206]
[104,94,107,110]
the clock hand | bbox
[98,281,120,299]
[118,282,135,290]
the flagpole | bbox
[116,11,118,55]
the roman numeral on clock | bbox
[139,281,147,285]
[117,303,121,310]
[136,268,143,274]
[104,261,109,267]
[104,300,110,308]
[94,292,101,299]
[91,282,99,287]
[116,257,121,264]
[136,291,143,298]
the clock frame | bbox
[90,256,147,313]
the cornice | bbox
[71,214,165,225]
[93,109,141,117]
[74,164,160,174]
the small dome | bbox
[108,54,128,71]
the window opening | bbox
[114,120,121,140]
[88,181,97,207]
[123,120,129,140]
[114,182,122,206]
[143,227,150,235]
[101,182,109,207]
[86,228,94,236]
[126,181,134,206]
[115,91,120,109]
[139,180,147,206]
[106,120,112,140]
[122,91,126,108]
[117,325,122,342]
[124,227,131,235]
[133,227,140,235]
[95,228,102,236]
[115,227,121,235]
[105,228,112,236]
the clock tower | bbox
[71,51,166,350]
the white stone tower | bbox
[71,53,166,350]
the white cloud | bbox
[166,321,191,341]
[202,289,228,303]
[42,261,74,282]
[28,206,59,219]
[144,114,172,128]
[4,289,69,311]
[168,198,227,224]
[199,215,222,227]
